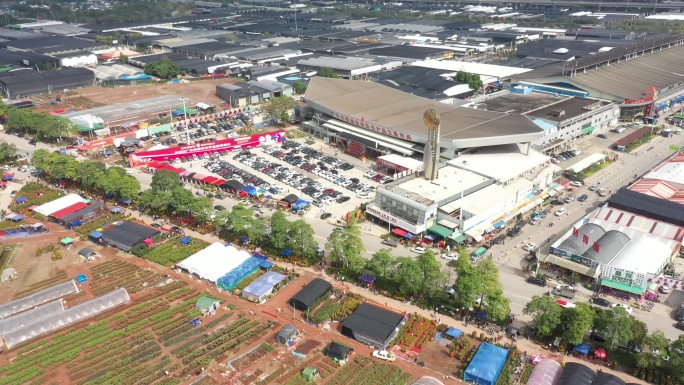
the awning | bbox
[143,238,153,245]
[601,278,643,295]
[445,327,463,338]
[259,260,273,269]
[60,237,74,245]
[452,234,467,243]
[15,196,27,203]
[543,255,599,278]
[110,207,123,213]
[427,225,453,238]
[424,234,437,241]
[70,220,82,227]
[493,220,505,229]
[403,232,414,239]
[437,219,459,230]
[179,237,192,245]
[5,213,23,221]
[582,126,595,134]
[391,228,407,237]
[90,231,103,239]
[281,249,293,257]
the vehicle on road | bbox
[556,299,576,308]
[372,350,396,362]
[589,185,597,191]
[578,194,588,202]
[320,212,332,220]
[381,238,398,247]
[589,297,611,307]
[214,205,226,211]
[550,199,565,206]
[150,223,162,229]
[441,253,458,261]
[597,134,608,139]
[597,188,607,197]
[523,243,536,251]
[554,208,567,216]
[553,285,576,299]
[676,321,684,331]
[611,303,633,314]
[170,226,184,235]
[9,190,17,198]
[660,285,671,294]
[411,246,426,254]
[526,277,546,287]
[676,308,684,321]
[570,181,583,187]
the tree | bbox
[317,67,339,78]
[270,210,290,250]
[416,249,445,294]
[117,175,141,200]
[292,80,307,94]
[669,335,684,377]
[168,186,195,216]
[453,256,479,306]
[119,53,129,64]
[455,71,484,90]
[138,189,172,212]
[31,149,51,172]
[215,203,254,235]
[325,226,345,265]
[562,303,594,345]
[593,308,634,350]
[151,170,181,191]
[340,218,366,271]
[247,217,270,246]
[367,249,395,278]
[395,257,423,295]
[288,219,318,261]
[77,161,106,190]
[0,142,17,163]
[188,195,213,223]
[144,58,180,79]
[266,96,297,123]
[523,295,562,337]
[486,289,511,324]
[636,331,670,369]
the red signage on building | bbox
[331,112,413,141]
[129,130,285,165]
[83,132,137,150]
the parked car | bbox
[523,243,536,251]
[554,208,567,216]
[381,238,398,247]
[570,181,583,187]
[597,134,608,139]
[660,285,671,294]
[589,185,597,191]
[170,226,185,235]
[410,246,426,254]
[441,253,458,261]
[589,297,611,307]
[372,350,396,362]
[597,188,607,197]
[526,276,546,287]
[320,212,332,220]
[611,303,633,314]
[578,194,588,202]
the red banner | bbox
[129,130,285,166]
[83,132,136,150]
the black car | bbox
[170,226,184,235]
[589,297,611,307]
[676,308,684,321]
[320,213,332,220]
[507,227,521,237]
[150,223,162,229]
[28,138,37,146]
[526,276,546,287]
[214,205,226,211]
[676,321,684,331]
[337,196,351,203]
[550,199,565,206]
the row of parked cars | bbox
[364,171,393,185]
[232,150,353,206]
[203,156,271,190]
[549,149,581,164]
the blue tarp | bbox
[476,310,488,321]
[171,110,185,117]
[90,231,103,239]
[105,150,114,156]
[118,197,132,204]
[110,207,122,213]
[216,257,262,291]
[240,236,249,243]
[292,199,310,211]
[15,196,27,203]
[253,253,268,261]
[281,249,293,257]
[259,260,273,269]
[70,220,82,227]
[76,274,87,283]
[464,342,508,385]
[446,327,463,339]
[574,343,591,355]
[243,271,286,299]
[358,274,376,284]
[120,74,152,81]
[673,95,684,103]
[179,237,192,245]
[240,186,256,194]
[6,213,24,221]
[403,232,414,239]
[493,220,505,229]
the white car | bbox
[523,243,536,251]
[410,246,426,254]
[611,303,633,314]
[441,253,458,261]
[372,350,396,362]
[570,181,584,187]
[554,208,567,216]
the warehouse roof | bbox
[610,237,671,273]
[0,49,60,67]
[609,188,684,227]
[305,77,543,141]
[556,223,606,256]
[342,303,404,345]
[0,36,104,53]
[528,98,609,122]
[368,45,454,60]
[289,278,332,310]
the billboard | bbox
[129,130,285,166]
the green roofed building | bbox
[196,295,220,315]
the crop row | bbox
[178,321,258,363]
[167,286,192,300]
[326,363,362,385]
[186,322,271,371]
[255,366,288,385]
[159,323,202,346]
[14,271,69,298]
[69,341,160,382]
[0,367,43,385]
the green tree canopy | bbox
[0,142,17,163]
[266,96,298,123]
[151,170,182,191]
[317,67,339,78]
[562,303,594,345]
[455,71,484,90]
[593,307,634,350]
[637,331,671,370]
[288,219,318,261]
[270,210,290,250]
[144,58,180,79]
[366,249,396,278]
[215,203,254,235]
[292,80,307,94]
[523,295,562,337]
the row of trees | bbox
[143,58,181,80]
[0,142,18,164]
[31,149,141,202]
[0,101,79,143]
[138,170,213,223]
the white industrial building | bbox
[566,153,606,174]
[410,60,533,84]
[176,242,252,283]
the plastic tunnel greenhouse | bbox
[0,300,65,338]
[0,280,78,319]
[3,288,130,349]
[216,257,262,291]
[527,359,562,385]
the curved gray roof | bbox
[582,230,631,264]
[557,223,605,255]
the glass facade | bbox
[376,191,431,227]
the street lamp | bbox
[179,97,190,145]
[459,160,468,229]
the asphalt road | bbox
[4,120,684,338]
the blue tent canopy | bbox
[358,274,376,284]
[76,274,87,283]
[216,257,262,291]
[89,231,103,239]
[110,207,123,213]
[179,237,192,245]
[493,220,505,229]
[105,150,114,156]
[171,110,185,117]
[403,232,414,239]
[259,260,274,269]
[476,310,488,320]
[118,197,132,204]
[446,327,463,339]
[240,236,249,243]
[243,271,286,298]
[281,249,293,257]
[574,343,591,355]
[6,213,24,221]
[15,196,27,203]
[240,186,256,194]
[70,220,82,227]
[253,253,268,261]
[464,342,508,385]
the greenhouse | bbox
[176,243,252,283]
[0,280,78,319]
[242,271,286,303]
[527,359,562,385]
[216,257,262,291]
[0,67,95,98]
[3,288,130,349]
[463,343,508,385]
[0,300,64,338]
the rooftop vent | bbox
[551,110,565,117]
[553,48,569,54]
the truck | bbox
[372,350,396,362]
[553,285,576,299]
[381,238,398,247]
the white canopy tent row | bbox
[0,280,78,319]
[0,300,65,339]
[2,288,130,349]
[176,242,252,283]
[32,194,89,217]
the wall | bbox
[534,103,619,148]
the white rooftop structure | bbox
[567,153,606,174]
[450,144,554,184]
[33,194,88,217]
[377,154,424,172]
[646,13,684,21]
[411,59,532,81]
[644,162,684,185]
[176,242,252,283]
[609,237,672,273]
[590,205,684,243]
[393,166,490,205]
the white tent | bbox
[176,243,252,282]
[33,194,87,217]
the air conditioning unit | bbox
[551,110,565,117]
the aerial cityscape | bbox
[1,1,684,385]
